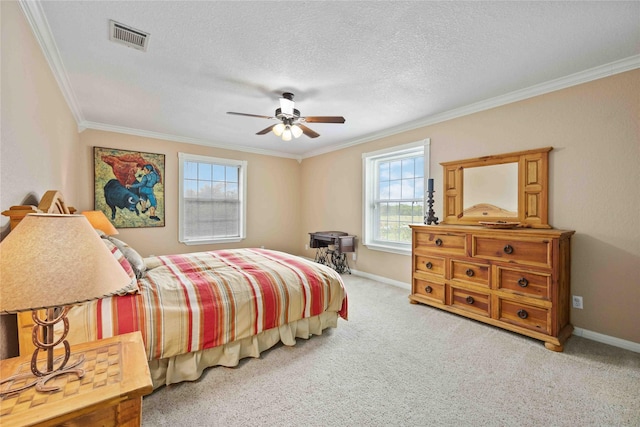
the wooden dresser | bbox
[409,224,574,351]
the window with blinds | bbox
[178,153,247,245]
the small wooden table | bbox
[0,332,153,427]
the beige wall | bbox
[0,1,81,358]
[0,1,301,359]
[300,131,424,282]
[301,69,640,344]
[78,130,301,257]
[2,0,638,361]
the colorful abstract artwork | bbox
[94,147,165,228]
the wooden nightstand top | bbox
[0,331,153,427]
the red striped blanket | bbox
[65,248,348,360]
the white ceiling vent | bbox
[109,20,149,51]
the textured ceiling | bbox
[26,1,640,159]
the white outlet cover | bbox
[572,296,583,309]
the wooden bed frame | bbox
[2,190,76,356]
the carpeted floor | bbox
[142,274,640,426]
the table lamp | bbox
[81,210,118,235]
[0,214,133,396]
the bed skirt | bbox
[148,311,339,389]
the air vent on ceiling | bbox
[109,20,149,52]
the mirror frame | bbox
[440,146,552,228]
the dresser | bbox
[409,224,574,351]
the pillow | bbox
[106,236,147,279]
[101,238,139,295]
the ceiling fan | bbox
[227,92,345,141]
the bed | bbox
[2,191,348,389]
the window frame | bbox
[178,152,247,245]
[362,139,430,255]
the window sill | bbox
[363,242,411,256]
[180,237,244,246]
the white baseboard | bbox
[572,327,640,353]
[350,268,410,290]
[349,269,639,353]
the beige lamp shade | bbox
[0,214,133,313]
[81,210,118,235]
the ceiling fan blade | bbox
[302,116,346,124]
[256,125,276,135]
[299,124,320,138]
[227,112,275,120]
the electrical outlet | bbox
[572,295,583,309]
[305,244,309,250]
[260,245,265,249]
[352,252,357,261]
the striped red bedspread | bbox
[65,248,348,360]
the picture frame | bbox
[93,147,165,228]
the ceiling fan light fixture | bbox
[273,123,286,136]
[290,124,303,139]
[282,127,293,141]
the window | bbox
[179,153,247,245]
[362,139,429,255]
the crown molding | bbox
[19,0,85,126]
[301,54,640,159]
[81,121,302,161]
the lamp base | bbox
[0,354,85,397]
[0,307,85,397]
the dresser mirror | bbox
[463,163,518,216]
[440,147,552,228]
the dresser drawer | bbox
[473,236,551,267]
[449,286,490,317]
[414,231,466,256]
[451,260,490,287]
[413,278,445,304]
[415,255,445,277]
[498,299,550,334]
[496,267,550,300]
[410,224,573,352]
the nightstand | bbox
[0,331,153,427]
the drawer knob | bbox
[425,262,433,269]
[518,277,529,287]
[503,244,514,254]
[425,285,433,294]
[517,309,528,319]
[465,296,475,304]
[466,268,474,277]
[435,238,443,247]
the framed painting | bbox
[94,147,165,228]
